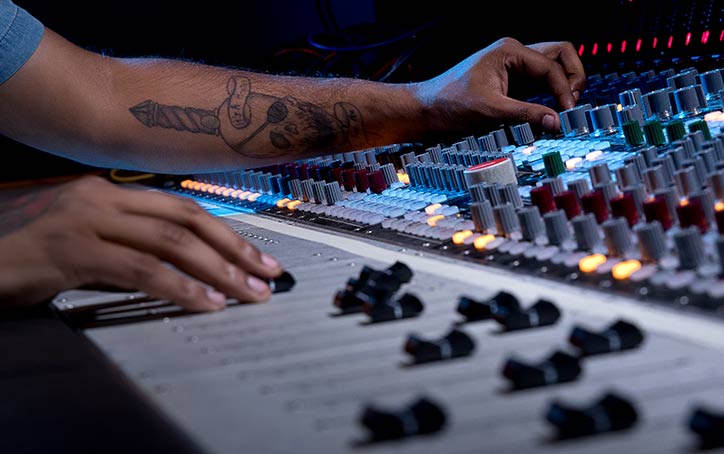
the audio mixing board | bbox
[51,64,724,452]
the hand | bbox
[414,37,586,138]
[0,175,283,312]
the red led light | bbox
[702,30,710,44]
[578,44,585,56]
[636,38,642,52]
[685,32,692,46]
[652,37,658,48]
[607,42,613,53]
[720,30,724,41]
[621,40,627,53]
[667,35,674,48]
[592,42,599,55]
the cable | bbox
[109,169,156,183]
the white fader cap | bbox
[463,157,518,188]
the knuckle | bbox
[128,254,163,286]
[157,220,193,246]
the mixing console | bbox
[50,64,724,452]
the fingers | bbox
[110,186,283,280]
[94,211,273,305]
[528,41,587,108]
[72,238,229,312]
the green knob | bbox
[643,120,666,146]
[622,120,645,146]
[542,151,566,178]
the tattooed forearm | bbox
[129,76,367,159]
[0,190,58,237]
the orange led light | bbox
[578,254,607,273]
[287,200,302,210]
[451,230,473,245]
[397,172,410,185]
[427,214,445,227]
[715,201,724,212]
[425,203,443,215]
[276,198,291,208]
[612,260,642,280]
[473,234,496,250]
[248,193,261,202]
[180,179,192,189]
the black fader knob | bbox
[568,319,645,356]
[545,391,638,439]
[494,299,561,331]
[502,350,582,390]
[334,283,394,315]
[333,262,413,314]
[359,396,447,442]
[269,271,295,293]
[456,291,521,322]
[404,328,475,364]
[364,293,424,323]
[688,406,724,449]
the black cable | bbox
[314,0,334,33]
[320,0,340,34]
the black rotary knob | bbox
[502,350,582,390]
[545,391,638,439]
[568,319,645,356]
[359,396,447,442]
[404,328,475,364]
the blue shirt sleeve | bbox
[0,0,44,85]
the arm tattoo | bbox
[129,76,367,159]
[0,190,58,237]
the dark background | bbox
[4,0,723,183]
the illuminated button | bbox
[248,193,261,202]
[585,150,604,161]
[180,179,192,189]
[579,254,607,273]
[222,188,235,197]
[425,203,443,215]
[190,181,203,191]
[427,214,445,227]
[474,234,496,250]
[452,230,474,245]
[286,200,302,210]
[566,157,583,170]
[214,186,227,195]
[276,198,291,208]
[611,260,642,280]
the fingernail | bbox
[247,274,270,295]
[571,90,580,102]
[260,253,280,269]
[205,287,227,307]
[542,114,556,132]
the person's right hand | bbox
[0,175,283,311]
[413,37,587,139]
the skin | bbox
[0,26,586,312]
